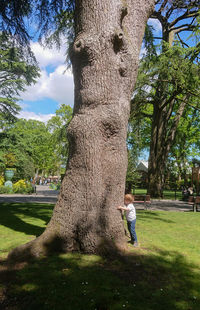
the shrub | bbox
[49,182,61,190]
[49,183,57,190]
[13,180,33,194]
[0,185,13,194]
[176,179,185,190]
[0,176,5,186]
[56,182,61,190]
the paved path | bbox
[0,185,196,212]
[135,200,193,212]
[0,185,59,204]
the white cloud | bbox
[19,102,30,110]
[18,111,55,123]
[20,40,74,110]
[148,18,162,33]
[31,41,68,68]
[47,65,74,106]
[21,65,74,107]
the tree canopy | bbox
[0,0,75,47]
[0,105,72,179]
[0,33,40,120]
[47,104,73,168]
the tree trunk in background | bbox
[9,0,154,259]
[146,2,198,198]
[147,100,187,198]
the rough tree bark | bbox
[9,0,154,260]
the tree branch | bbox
[153,36,163,40]
[177,33,189,48]
[158,0,168,13]
[150,11,167,28]
[170,10,199,28]
[166,7,174,19]
[185,102,200,112]
[165,98,176,122]
[141,112,153,118]
[171,24,197,33]
[173,26,196,35]
[160,89,181,110]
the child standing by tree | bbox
[117,194,138,247]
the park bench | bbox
[188,196,200,212]
[133,194,151,210]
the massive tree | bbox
[9,0,155,259]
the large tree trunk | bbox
[147,103,165,198]
[9,0,154,260]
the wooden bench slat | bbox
[133,195,151,210]
[187,196,200,212]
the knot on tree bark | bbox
[119,65,128,77]
[113,30,125,54]
[73,38,85,53]
[120,6,128,27]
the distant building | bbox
[136,161,148,188]
[137,161,148,172]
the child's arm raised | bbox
[117,206,129,211]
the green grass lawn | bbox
[0,202,54,258]
[0,202,200,310]
[134,188,183,200]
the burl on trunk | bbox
[9,0,154,260]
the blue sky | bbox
[19,41,74,122]
[18,19,162,123]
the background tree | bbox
[170,102,200,184]
[10,119,55,178]
[0,33,39,120]
[0,125,35,179]
[0,106,73,179]
[47,104,73,170]
[126,114,151,191]
[0,119,54,179]
[131,0,200,197]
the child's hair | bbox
[124,194,134,203]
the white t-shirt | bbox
[125,203,136,221]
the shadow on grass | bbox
[0,247,200,310]
[0,203,174,240]
[0,204,199,309]
[0,203,54,236]
[137,211,175,223]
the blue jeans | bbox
[127,219,137,243]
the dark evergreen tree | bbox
[0,33,39,120]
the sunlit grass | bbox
[136,210,200,265]
[0,202,54,257]
[0,203,200,310]
[134,188,182,200]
